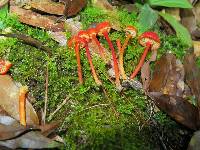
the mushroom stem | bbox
[75,42,83,84]
[92,35,106,60]
[103,32,120,86]
[85,43,102,85]
[130,42,151,79]
[19,86,28,126]
[121,34,132,54]
[116,39,127,80]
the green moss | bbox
[0,5,190,150]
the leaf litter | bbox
[0,75,63,149]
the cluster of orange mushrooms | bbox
[68,21,161,87]
[0,21,160,126]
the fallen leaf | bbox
[91,0,114,11]
[149,53,185,97]
[184,53,200,107]
[149,92,200,130]
[0,115,39,140]
[48,31,67,46]
[0,114,61,149]
[60,0,87,17]
[0,130,61,149]
[65,17,82,36]
[10,5,65,32]
[39,122,59,137]
[180,8,199,40]
[30,1,64,15]
[141,50,157,91]
[0,75,39,125]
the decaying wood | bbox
[0,33,52,56]
[10,5,65,32]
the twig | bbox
[48,96,70,121]
[80,103,110,112]
[0,33,52,56]
[43,64,49,124]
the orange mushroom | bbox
[96,21,120,87]
[68,36,84,84]
[19,86,28,126]
[87,28,106,60]
[130,31,160,79]
[78,30,102,85]
[0,59,12,75]
[118,26,137,80]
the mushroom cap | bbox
[0,60,12,75]
[87,28,97,37]
[78,30,90,42]
[74,36,87,48]
[96,21,111,36]
[125,26,137,38]
[138,32,160,50]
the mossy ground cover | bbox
[0,5,192,150]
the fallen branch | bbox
[0,33,52,56]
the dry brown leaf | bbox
[141,50,157,91]
[0,130,61,149]
[184,53,200,107]
[0,75,39,125]
[59,0,87,17]
[180,1,200,40]
[149,92,200,130]
[30,1,64,15]
[149,53,185,97]
[10,5,65,32]
[92,0,114,11]
[0,115,39,140]
[48,31,67,46]
[39,122,59,137]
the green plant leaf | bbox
[148,0,192,8]
[138,4,158,33]
[159,12,192,46]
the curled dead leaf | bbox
[0,75,39,125]
[184,53,200,107]
[149,53,185,97]
[148,92,200,130]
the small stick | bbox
[48,96,70,121]
[43,64,49,124]
[0,33,52,56]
